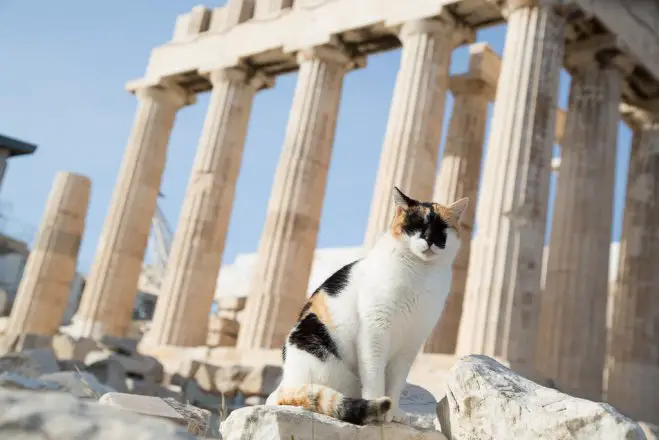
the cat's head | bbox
[390,187,469,264]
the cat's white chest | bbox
[357,256,451,348]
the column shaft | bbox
[7,172,91,337]
[363,18,455,249]
[238,45,348,350]
[424,77,490,354]
[536,65,621,400]
[456,3,564,375]
[606,112,659,424]
[72,86,187,338]
[143,68,262,347]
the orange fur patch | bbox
[391,206,406,238]
[432,203,462,235]
[300,290,334,328]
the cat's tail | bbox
[273,384,391,426]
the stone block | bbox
[126,376,157,396]
[99,334,138,355]
[438,355,645,440]
[39,371,115,399]
[221,405,447,440]
[0,388,197,439]
[57,359,87,372]
[86,357,129,393]
[0,371,62,391]
[240,364,282,397]
[99,392,217,436]
[183,380,224,412]
[99,392,186,426]
[85,350,164,383]
[206,331,237,348]
[215,297,246,312]
[52,334,99,361]
[0,348,60,378]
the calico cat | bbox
[265,187,468,425]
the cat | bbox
[265,186,468,425]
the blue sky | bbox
[0,1,632,276]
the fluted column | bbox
[237,43,352,350]
[456,1,565,376]
[535,64,622,400]
[423,44,496,354]
[606,107,659,424]
[70,85,189,339]
[7,172,91,338]
[363,16,459,249]
[141,68,267,348]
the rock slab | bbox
[221,405,446,440]
[0,388,197,439]
[438,355,646,440]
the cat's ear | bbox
[449,197,469,222]
[393,186,417,209]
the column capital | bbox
[397,14,474,48]
[296,40,365,71]
[620,102,659,130]
[449,75,496,101]
[502,0,558,13]
[207,66,275,90]
[565,34,635,75]
[132,82,194,108]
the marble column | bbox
[7,172,91,338]
[456,1,564,376]
[535,64,622,400]
[237,43,352,350]
[606,107,659,424]
[142,67,267,348]
[71,84,189,339]
[423,45,496,354]
[363,17,458,249]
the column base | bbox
[61,318,106,341]
[606,361,659,425]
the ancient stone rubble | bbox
[2,0,659,437]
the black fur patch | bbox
[402,205,448,249]
[319,260,358,297]
[281,344,287,362]
[288,313,340,361]
[337,397,370,425]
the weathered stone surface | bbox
[99,334,138,355]
[164,397,221,438]
[0,371,62,391]
[86,350,164,383]
[52,334,99,361]
[399,383,439,430]
[99,392,219,437]
[99,392,187,425]
[0,388,196,439]
[193,361,282,397]
[221,404,446,440]
[0,348,60,377]
[438,355,644,440]
[39,371,115,399]
[86,356,129,393]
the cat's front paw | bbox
[384,406,410,425]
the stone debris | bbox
[221,404,446,440]
[0,348,60,377]
[99,392,220,438]
[0,388,197,439]
[40,370,115,399]
[438,355,646,440]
